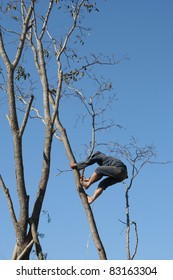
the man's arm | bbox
[70,157,96,171]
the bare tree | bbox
[109,138,157,259]
[0,1,37,259]
[0,0,123,259]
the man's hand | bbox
[70,162,77,169]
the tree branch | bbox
[17,94,62,140]
[36,38,51,122]
[131,221,139,260]
[0,29,11,66]
[51,68,63,124]
[56,0,85,60]
[12,2,34,68]
[39,0,54,40]
[28,37,40,70]
[0,175,18,230]
[29,218,44,260]
[109,138,158,259]
[19,94,34,137]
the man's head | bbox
[92,151,103,157]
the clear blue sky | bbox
[0,0,173,260]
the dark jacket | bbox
[76,151,127,170]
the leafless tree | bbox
[109,138,158,259]
[0,0,124,259]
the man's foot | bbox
[86,195,94,204]
[80,179,89,189]
[80,176,90,182]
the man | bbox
[70,151,128,204]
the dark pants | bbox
[95,165,128,190]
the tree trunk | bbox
[55,122,107,260]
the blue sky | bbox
[0,0,173,260]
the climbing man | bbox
[70,151,128,204]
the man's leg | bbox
[87,187,103,204]
[86,169,126,204]
[87,176,120,204]
[80,172,102,189]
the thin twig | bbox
[131,221,139,260]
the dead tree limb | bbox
[109,138,157,259]
[0,175,17,230]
